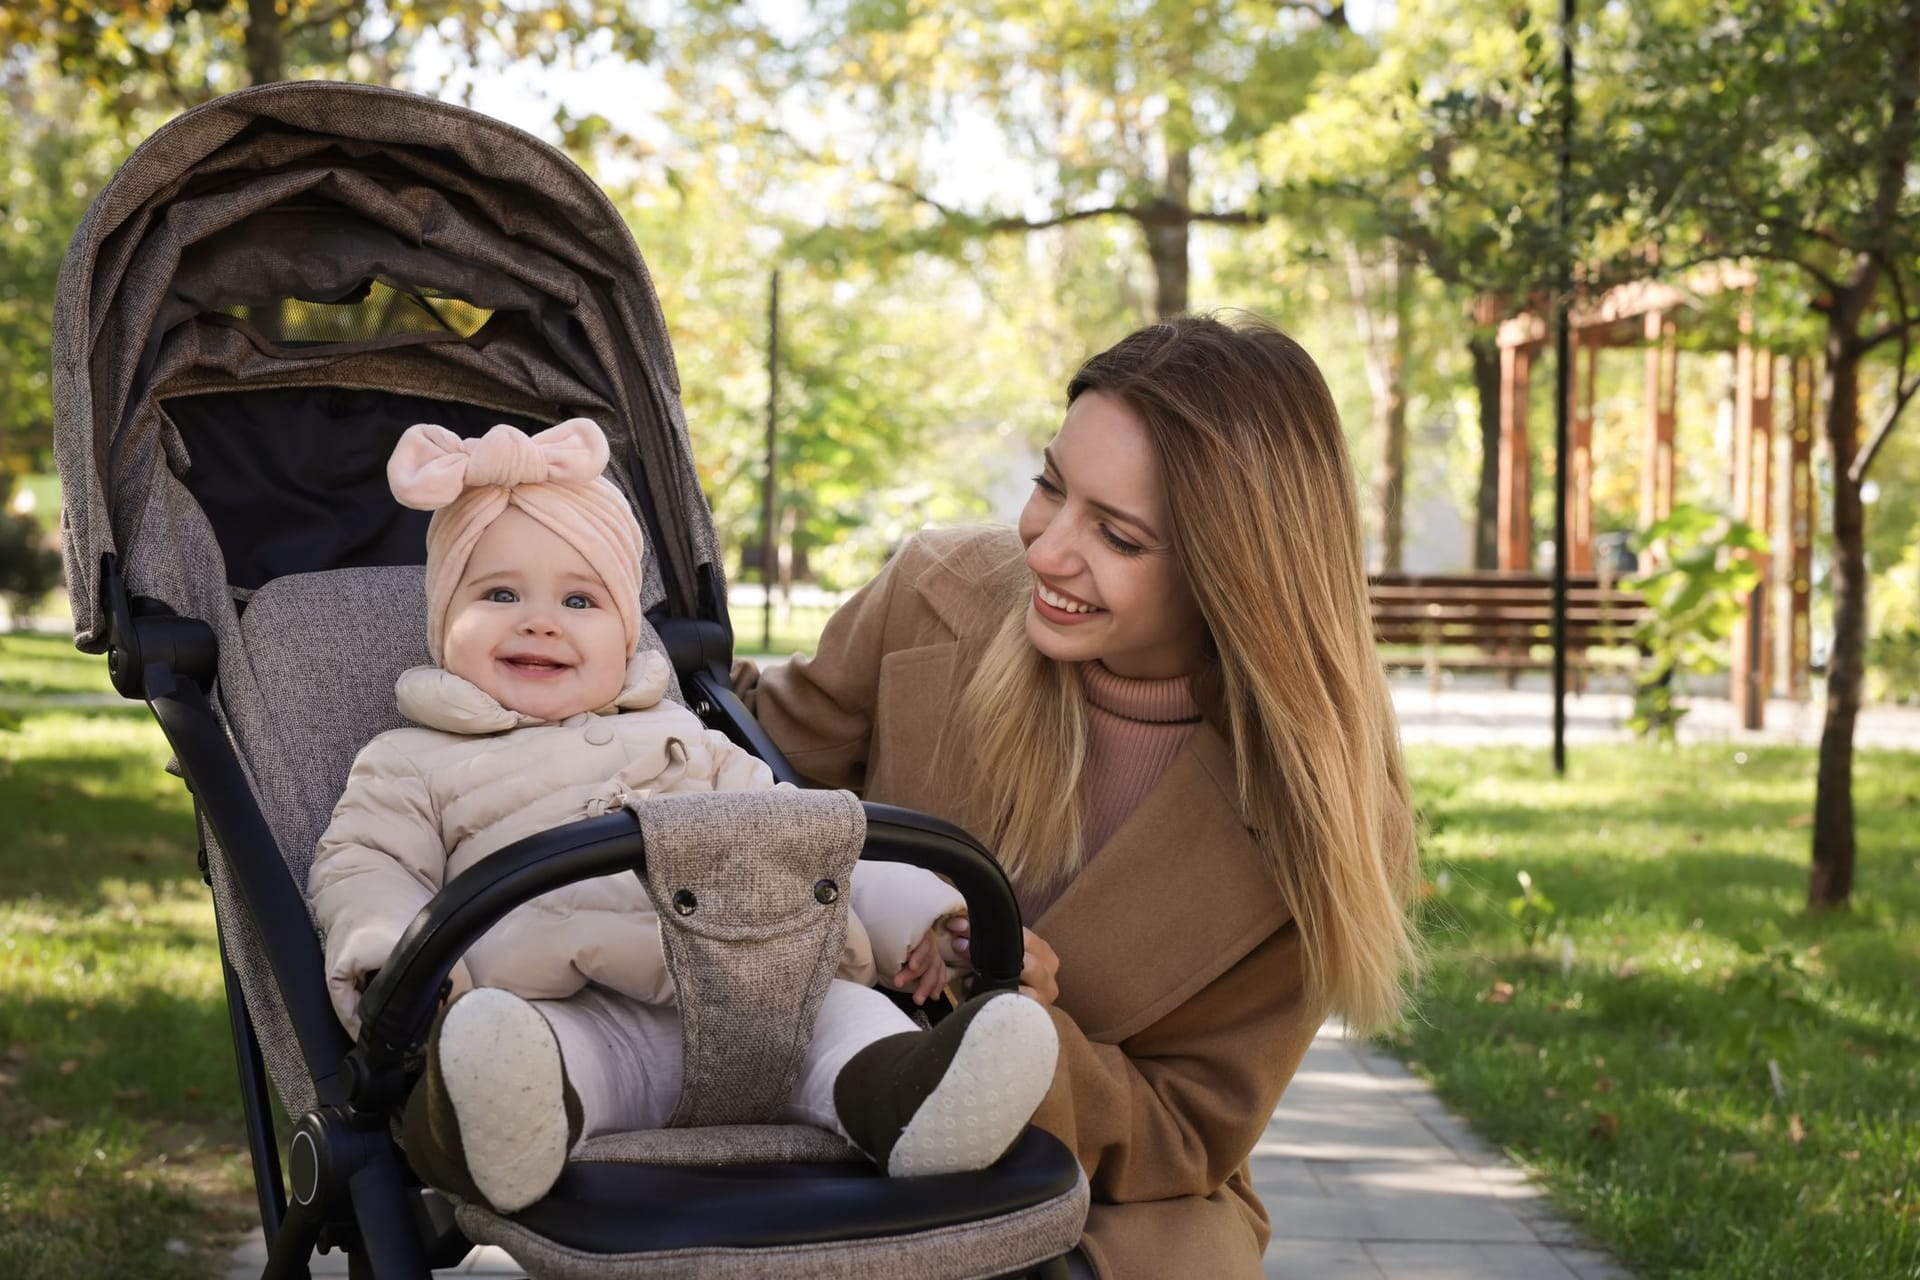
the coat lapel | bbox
[1036,725,1290,1044]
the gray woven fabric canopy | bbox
[53,78,724,648]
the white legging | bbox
[532,978,917,1141]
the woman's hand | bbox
[948,919,1061,1007]
[1018,927,1060,1007]
[891,929,949,1006]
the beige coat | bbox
[311,649,965,1035]
[736,527,1322,1280]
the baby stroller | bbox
[52,81,1088,1278]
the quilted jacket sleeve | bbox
[308,735,472,1036]
[846,859,968,978]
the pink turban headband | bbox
[388,418,646,665]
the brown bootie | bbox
[399,987,583,1213]
[833,991,1059,1176]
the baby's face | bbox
[442,507,629,722]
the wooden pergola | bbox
[1493,268,1818,728]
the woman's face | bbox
[1016,390,1208,679]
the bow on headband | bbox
[389,418,611,511]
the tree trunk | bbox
[1143,147,1191,318]
[1470,333,1502,570]
[1808,0,1918,909]
[245,0,286,85]
[1378,249,1411,571]
[1810,323,1868,909]
[1343,243,1409,571]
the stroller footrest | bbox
[504,1127,1080,1252]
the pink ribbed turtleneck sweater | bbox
[1022,661,1202,921]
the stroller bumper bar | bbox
[348,802,1029,1109]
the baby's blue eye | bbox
[486,587,518,604]
[564,593,594,610]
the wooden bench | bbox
[1368,571,1649,687]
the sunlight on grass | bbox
[0,633,111,698]
[1398,744,1920,1280]
[0,705,252,1279]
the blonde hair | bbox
[951,313,1420,1033]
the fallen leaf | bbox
[57,1060,80,1076]
[1788,1114,1806,1145]
[6,1043,29,1062]
[27,1115,65,1136]
[1841,1150,1862,1161]
[1485,981,1516,1004]
[112,1087,149,1104]
[1614,960,1640,981]
[183,1086,203,1101]
[1688,831,1704,845]
[1543,1086,1562,1099]
[1727,1151,1760,1167]
[1594,1076,1616,1094]
[1588,1112,1619,1141]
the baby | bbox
[309,418,1057,1214]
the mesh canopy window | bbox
[219,280,495,345]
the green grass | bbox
[0,707,254,1278]
[726,601,838,659]
[1398,743,1920,1279]
[0,632,112,699]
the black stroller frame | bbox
[57,82,1087,1279]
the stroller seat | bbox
[54,81,1088,1278]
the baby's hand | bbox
[890,928,948,1006]
[944,914,973,969]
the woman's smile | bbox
[1033,579,1104,622]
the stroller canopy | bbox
[54,79,725,649]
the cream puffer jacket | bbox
[310,650,966,1036]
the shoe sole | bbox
[887,995,1060,1176]
[439,988,571,1213]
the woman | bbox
[734,313,1419,1280]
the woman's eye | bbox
[486,587,517,604]
[1100,527,1146,556]
[1031,473,1063,498]
[563,593,594,610]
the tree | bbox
[1275,0,1571,570]
[0,2,657,118]
[670,0,1354,319]
[1613,0,1920,908]
[0,68,122,479]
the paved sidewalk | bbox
[226,1022,1629,1279]
[1257,1023,1629,1280]
[1388,672,1919,749]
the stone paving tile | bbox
[1248,1154,1333,1200]
[1263,1186,1539,1245]
[221,1237,509,1279]
[1363,1241,1581,1280]
[1266,1237,1389,1279]
[1552,1246,1638,1280]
